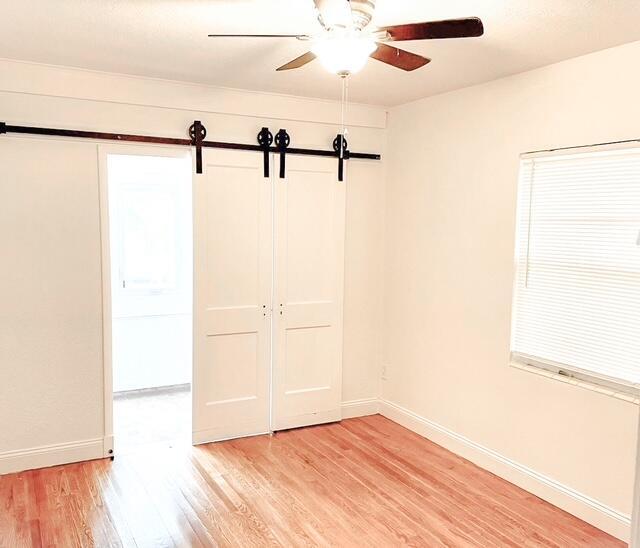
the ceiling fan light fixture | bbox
[311,30,376,76]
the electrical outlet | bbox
[381,365,388,381]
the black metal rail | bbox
[0,121,381,180]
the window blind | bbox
[511,145,640,392]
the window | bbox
[107,154,190,296]
[117,182,178,293]
[511,144,640,394]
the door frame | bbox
[632,417,640,547]
[97,143,193,456]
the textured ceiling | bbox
[1,0,640,106]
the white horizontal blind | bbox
[511,145,640,391]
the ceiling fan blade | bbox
[380,17,484,41]
[208,34,307,38]
[370,43,431,71]
[313,0,352,29]
[276,51,317,71]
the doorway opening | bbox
[104,151,192,454]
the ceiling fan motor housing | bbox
[350,0,376,29]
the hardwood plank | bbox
[325,420,531,545]
[0,417,626,547]
[125,452,206,548]
[195,442,319,546]
[283,426,464,546]
[229,435,376,546]
[355,416,617,546]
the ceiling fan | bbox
[208,0,484,76]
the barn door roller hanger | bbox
[0,120,380,181]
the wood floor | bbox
[0,415,624,547]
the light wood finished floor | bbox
[0,415,624,547]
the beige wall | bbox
[0,138,104,455]
[0,59,387,470]
[384,40,640,535]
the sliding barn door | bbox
[192,149,272,443]
[272,155,346,430]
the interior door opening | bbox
[105,151,193,454]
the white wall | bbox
[112,315,192,391]
[0,58,387,472]
[383,41,640,540]
[0,138,105,468]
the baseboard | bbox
[341,397,380,419]
[103,434,114,457]
[0,437,107,476]
[379,399,631,543]
[113,383,190,399]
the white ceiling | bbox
[1,0,640,107]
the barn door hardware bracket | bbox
[333,134,350,182]
[275,129,290,179]
[0,121,381,176]
[189,121,207,174]
[257,127,274,178]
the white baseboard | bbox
[379,399,630,543]
[0,437,107,476]
[103,434,114,457]
[341,397,380,419]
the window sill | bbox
[509,361,640,405]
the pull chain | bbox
[340,74,350,160]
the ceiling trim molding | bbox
[0,58,388,129]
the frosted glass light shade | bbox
[312,31,376,75]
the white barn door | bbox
[272,155,346,430]
[192,149,272,443]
